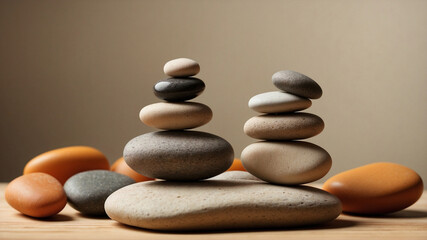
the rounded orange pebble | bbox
[111,157,154,182]
[5,173,67,218]
[24,146,110,185]
[323,162,423,215]
[227,158,246,171]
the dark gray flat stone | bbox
[64,170,135,216]
[272,70,322,99]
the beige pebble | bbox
[105,179,341,231]
[163,58,200,77]
[209,171,261,181]
[139,102,212,130]
[241,141,332,185]
[244,113,324,140]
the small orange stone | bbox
[111,157,154,182]
[323,162,423,215]
[227,158,246,171]
[5,173,67,218]
[24,146,110,185]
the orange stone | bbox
[5,173,67,218]
[227,158,246,171]
[111,157,154,182]
[24,146,110,185]
[323,162,423,215]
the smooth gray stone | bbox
[105,180,342,231]
[124,131,234,181]
[272,70,322,99]
[64,170,135,216]
[153,77,205,102]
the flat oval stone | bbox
[244,113,324,140]
[153,78,205,102]
[111,157,154,182]
[5,173,67,218]
[24,146,110,185]
[64,170,135,216]
[124,131,234,181]
[249,91,312,113]
[241,141,332,185]
[272,70,322,99]
[163,58,200,77]
[139,102,212,130]
[105,180,341,231]
[323,162,423,215]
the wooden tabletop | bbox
[0,183,426,240]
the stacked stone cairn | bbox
[104,66,341,232]
[123,58,234,181]
[241,70,332,185]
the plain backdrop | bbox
[1,0,426,184]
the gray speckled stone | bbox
[124,131,234,181]
[64,170,135,216]
[105,179,342,231]
[272,70,322,99]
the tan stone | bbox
[105,179,341,231]
[139,102,212,130]
[244,113,324,140]
[241,141,332,185]
[163,58,200,77]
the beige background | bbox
[1,0,426,183]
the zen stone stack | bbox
[242,70,332,185]
[123,58,234,181]
[105,66,341,231]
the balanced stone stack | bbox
[122,58,234,181]
[242,70,332,185]
[105,66,341,231]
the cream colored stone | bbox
[209,171,261,181]
[243,113,324,140]
[248,91,312,113]
[163,58,200,77]
[241,141,332,185]
[139,102,212,130]
[105,179,341,231]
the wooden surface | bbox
[1,183,426,240]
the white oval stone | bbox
[105,179,341,231]
[241,141,332,185]
[163,58,200,77]
[139,102,212,130]
[248,91,312,113]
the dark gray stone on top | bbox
[153,77,205,102]
[272,70,322,99]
